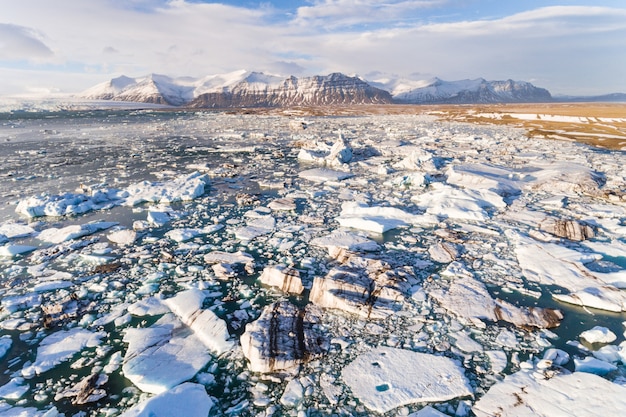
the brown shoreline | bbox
[180,102,626,150]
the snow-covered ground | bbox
[0,109,625,416]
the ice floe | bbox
[342,347,472,413]
[119,382,215,417]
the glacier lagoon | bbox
[0,108,626,416]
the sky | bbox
[1,0,625,96]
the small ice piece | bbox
[1,293,42,314]
[428,242,461,263]
[298,168,353,183]
[473,370,626,417]
[240,301,327,373]
[0,377,29,400]
[118,382,215,417]
[147,211,172,227]
[128,296,170,317]
[341,347,472,414]
[0,244,37,257]
[21,328,105,378]
[259,265,304,294]
[203,251,255,274]
[234,215,275,240]
[122,313,212,394]
[580,326,617,345]
[408,406,450,417]
[0,223,36,239]
[107,229,137,245]
[543,349,570,366]
[280,378,304,408]
[450,331,483,353]
[574,357,617,375]
[310,230,380,252]
[0,335,12,358]
[486,350,508,374]
[495,329,518,348]
[268,198,297,211]
[163,289,234,355]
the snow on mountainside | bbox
[81,71,553,107]
[389,77,553,104]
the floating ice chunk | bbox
[495,330,518,348]
[310,230,380,252]
[543,348,570,366]
[280,378,304,408]
[267,198,296,211]
[574,357,617,375]
[118,382,215,417]
[446,163,522,196]
[234,215,275,240]
[580,326,617,344]
[0,377,29,400]
[408,405,450,417]
[122,313,211,394]
[298,168,353,183]
[147,211,173,227]
[0,244,37,257]
[342,347,472,413]
[0,223,35,239]
[15,191,116,218]
[259,265,304,294]
[412,184,504,221]
[203,250,255,274]
[429,262,562,329]
[511,232,626,312]
[123,172,209,206]
[393,148,437,172]
[128,296,169,317]
[486,350,508,374]
[0,335,12,358]
[310,254,412,319]
[165,224,223,243]
[337,201,434,233]
[38,222,117,244]
[240,301,327,373]
[297,134,352,167]
[107,229,137,245]
[163,289,234,355]
[450,331,483,353]
[523,161,604,196]
[21,328,105,378]
[473,370,626,417]
[1,293,42,314]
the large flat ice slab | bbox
[122,314,211,394]
[473,369,626,417]
[119,382,215,417]
[342,347,472,413]
[298,168,353,182]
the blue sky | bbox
[1,0,625,96]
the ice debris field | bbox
[1,109,626,416]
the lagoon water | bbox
[1,109,625,416]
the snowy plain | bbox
[0,107,625,416]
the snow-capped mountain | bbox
[82,71,393,107]
[82,72,553,107]
[373,77,552,104]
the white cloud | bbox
[0,2,624,95]
[0,23,54,61]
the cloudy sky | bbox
[1,0,625,96]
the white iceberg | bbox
[342,347,472,413]
[119,382,214,417]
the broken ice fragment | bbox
[118,382,215,417]
[473,369,626,417]
[240,301,327,374]
[580,326,617,345]
[298,168,353,183]
[21,328,105,378]
[122,313,211,394]
[259,265,304,294]
[342,347,472,413]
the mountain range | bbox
[81,70,620,107]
